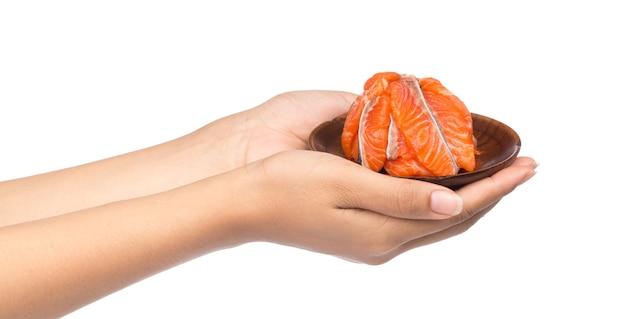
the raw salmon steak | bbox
[341,72,476,177]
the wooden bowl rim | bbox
[308,113,521,188]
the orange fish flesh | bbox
[341,72,476,177]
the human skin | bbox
[0,91,537,318]
[0,91,359,225]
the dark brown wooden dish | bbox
[308,113,521,189]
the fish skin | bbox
[341,72,475,177]
[419,77,476,172]
[358,95,391,172]
[341,72,401,163]
[387,75,458,176]
[383,116,432,176]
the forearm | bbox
[0,117,245,227]
[0,171,249,319]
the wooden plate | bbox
[308,113,521,189]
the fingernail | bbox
[521,169,537,184]
[430,190,463,216]
[521,160,539,184]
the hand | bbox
[185,90,357,176]
[238,151,537,264]
[0,136,536,318]
[0,91,358,225]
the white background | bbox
[1,1,624,318]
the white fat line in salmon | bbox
[406,75,459,173]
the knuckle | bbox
[394,180,419,216]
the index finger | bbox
[456,156,537,218]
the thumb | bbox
[337,166,463,220]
